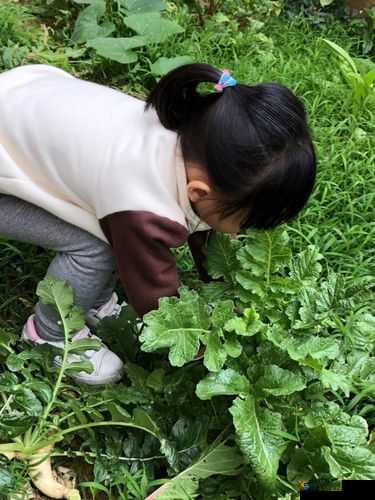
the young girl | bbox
[0,63,316,385]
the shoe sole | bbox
[22,325,123,386]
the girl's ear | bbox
[187,180,211,203]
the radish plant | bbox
[139,229,375,497]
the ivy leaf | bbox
[140,289,210,366]
[123,12,184,44]
[229,395,288,489]
[256,365,306,396]
[196,369,249,400]
[71,0,115,43]
[87,36,146,63]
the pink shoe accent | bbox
[96,292,118,318]
[25,315,43,343]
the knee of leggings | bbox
[76,238,117,272]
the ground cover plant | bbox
[1,0,375,498]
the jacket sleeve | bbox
[187,230,212,282]
[99,210,189,317]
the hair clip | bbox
[214,69,237,92]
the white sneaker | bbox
[86,292,125,330]
[22,314,124,385]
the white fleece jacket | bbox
[0,64,210,315]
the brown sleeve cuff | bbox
[99,211,188,316]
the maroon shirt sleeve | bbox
[99,211,188,317]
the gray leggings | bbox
[0,194,118,341]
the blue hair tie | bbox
[214,69,237,92]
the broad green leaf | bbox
[25,381,52,405]
[266,327,339,368]
[225,308,263,336]
[203,329,227,372]
[196,369,249,400]
[151,56,194,76]
[71,0,115,43]
[133,408,161,437]
[320,0,335,6]
[238,229,291,278]
[0,468,12,488]
[211,300,235,329]
[146,368,165,392]
[344,312,375,351]
[235,271,265,298]
[149,439,242,499]
[36,277,85,334]
[87,36,146,63]
[325,415,368,448]
[123,0,166,13]
[37,276,74,311]
[205,232,239,282]
[256,365,306,396]
[223,332,243,358]
[322,445,375,480]
[315,272,344,312]
[6,349,44,372]
[123,12,184,44]
[320,369,351,397]
[14,388,43,416]
[140,289,210,366]
[289,245,323,284]
[230,395,287,489]
[303,401,343,429]
[65,306,86,334]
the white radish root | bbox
[2,446,81,500]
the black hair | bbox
[145,63,316,229]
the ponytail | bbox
[144,63,224,131]
[145,63,316,230]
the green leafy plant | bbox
[139,229,375,497]
[322,37,375,109]
[70,0,193,76]
[0,276,242,498]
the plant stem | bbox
[61,421,160,440]
[52,450,165,462]
[57,398,115,425]
[38,301,72,429]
